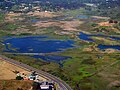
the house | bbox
[38,81,54,90]
[40,85,50,90]
[28,71,40,81]
[29,75,36,80]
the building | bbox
[40,85,50,90]
[39,81,54,90]
[28,71,38,80]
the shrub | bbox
[16,76,23,80]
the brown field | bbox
[0,58,31,80]
[33,20,84,31]
[27,11,60,18]
[91,16,110,20]
[11,28,31,35]
[5,12,24,22]
[0,80,34,90]
[98,22,114,26]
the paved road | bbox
[0,55,73,90]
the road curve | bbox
[0,55,73,90]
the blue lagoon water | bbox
[3,36,74,53]
[98,44,120,50]
[32,55,71,62]
[3,36,74,62]
[31,19,40,23]
[76,15,89,19]
[78,32,120,50]
[78,32,94,42]
[79,32,120,41]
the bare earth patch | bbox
[83,44,99,52]
[11,28,31,35]
[27,11,60,18]
[104,49,119,53]
[0,58,31,80]
[98,22,114,26]
[91,16,110,20]
[33,20,84,31]
[5,12,24,22]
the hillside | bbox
[0,80,34,90]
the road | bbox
[4,52,60,56]
[0,54,73,90]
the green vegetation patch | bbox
[5,23,18,31]
[0,13,4,22]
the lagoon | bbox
[78,32,120,50]
[3,36,74,53]
[3,36,74,62]
[98,44,120,50]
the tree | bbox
[16,76,23,80]
[109,20,114,23]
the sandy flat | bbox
[0,58,30,80]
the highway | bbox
[0,54,73,90]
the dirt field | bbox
[5,12,24,22]
[91,16,110,20]
[27,11,60,18]
[11,28,31,35]
[0,80,34,90]
[33,20,84,31]
[0,58,31,80]
[98,21,114,26]
[5,11,58,22]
